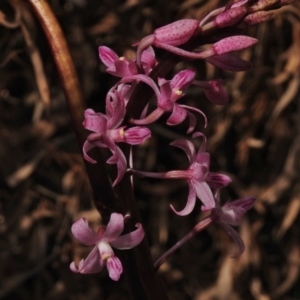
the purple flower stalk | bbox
[70,213,145,281]
[131,133,231,215]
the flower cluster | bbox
[71,0,293,281]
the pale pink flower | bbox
[131,133,231,216]
[83,90,151,186]
[99,45,156,77]
[212,191,255,257]
[70,213,145,281]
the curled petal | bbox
[107,256,123,281]
[70,246,104,274]
[109,60,134,77]
[98,46,119,67]
[171,69,196,90]
[186,110,197,134]
[106,91,125,129]
[83,109,107,133]
[207,172,232,188]
[170,182,197,216]
[141,46,157,71]
[83,140,97,164]
[179,105,207,128]
[193,181,215,211]
[71,218,100,246]
[170,138,196,163]
[111,223,145,249]
[219,222,245,257]
[167,104,187,126]
[192,132,207,154]
[104,213,124,240]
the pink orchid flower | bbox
[70,213,145,281]
[124,72,207,133]
[99,45,156,77]
[212,191,255,257]
[131,133,231,216]
[83,90,151,186]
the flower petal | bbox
[99,46,119,67]
[207,172,232,188]
[171,69,195,90]
[83,140,97,164]
[219,222,245,257]
[71,218,100,246]
[170,182,197,216]
[70,245,104,274]
[167,104,187,126]
[107,255,123,281]
[111,223,145,249]
[103,213,124,241]
[83,109,107,134]
[170,138,196,163]
[193,181,215,211]
[106,91,125,129]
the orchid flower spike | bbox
[126,71,207,133]
[131,132,231,216]
[212,190,255,257]
[99,45,157,77]
[70,213,145,281]
[83,90,151,186]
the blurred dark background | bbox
[0,0,299,299]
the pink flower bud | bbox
[154,19,200,46]
[214,6,247,28]
[242,11,273,27]
[212,36,258,55]
[124,127,151,145]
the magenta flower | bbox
[83,90,151,186]
[99,45,156,77]
[212,191,255,257]
[193,79,229,105]
[126,71,207,133]
[70,213,145,280]
[131,133,231,215]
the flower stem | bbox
[154,215,215,270]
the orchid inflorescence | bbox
[70,0,293,281]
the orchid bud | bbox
[124,127,151,145]
[212,36,258,55]
[242,11,273,27]
[214,6,247,28]
[154,19,200,46]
